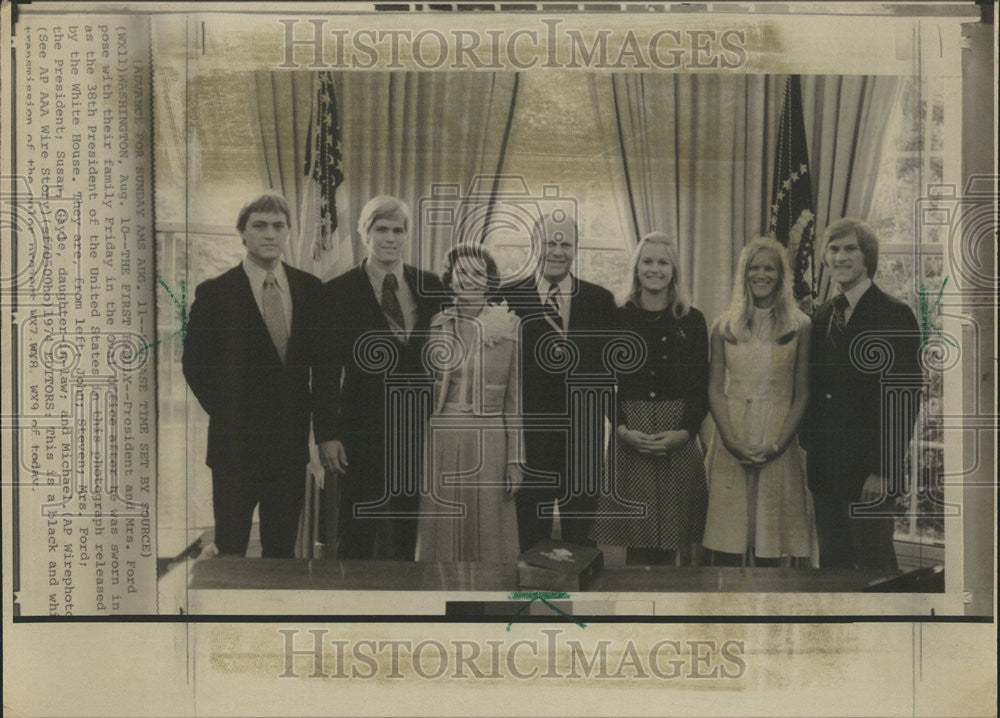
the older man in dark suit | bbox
[314,196,444,560]
[499,212,618,551]
[182,193,323,558]
[803,218,922,572]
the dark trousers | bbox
[334,490,419,561]
[325,436,421,561]
[813,492,898,573]
[517,426,602,551]
[211,464,306,558]
[515,488,556,552]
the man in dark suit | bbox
[499,212,618,551]
[803,217,922,572]
[314,196,444,560]
[182,193,323,558]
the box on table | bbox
[517,540,603,591]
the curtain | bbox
[246,73,318,558]
[248,71,518,556]
[249,72,518,279]
[802,75,902,301]
[599,73,784,326]
[598,73,899,320]
[248,73,315,259]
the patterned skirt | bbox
[590,399,707,550]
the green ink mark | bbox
[136,276,187,356]
[919,276,956,350]
[506,591,586,631]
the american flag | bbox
[304,71,345,261]
[769,75,816,304]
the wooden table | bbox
[189,557,889,593]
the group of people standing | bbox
[182,192,921,575]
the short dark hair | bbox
[441,243,500,294]
[236,193,292,234]
[822,217,880,278]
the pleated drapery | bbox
[251,71,519,281]
[248,71,519,556]
[801,75,901,301]
[597,73,783,325]
[599,73,900,321]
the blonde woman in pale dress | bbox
[414,244,523,563]
[702,237,813,566]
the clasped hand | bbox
[724,439,782,467]
[619,428,689,456]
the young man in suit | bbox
[314,196,444,560]
[499,212,618,551]
[803,218,922,572]
[182,193,324,558]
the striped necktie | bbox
[544,282,563,331]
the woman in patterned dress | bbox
[414,244,523,563]
[702,237,813,566]
[590,232,709,565]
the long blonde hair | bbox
[719,236,801,342]
[621,232,691,319]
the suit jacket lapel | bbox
[352,261,392,332]
[284,263,308,363]
[403,264,425,329]
[235,266,270,333]
[233,265,284,363]
[844,283,880,336]
[814,300,836,347]
[564,275,579,331]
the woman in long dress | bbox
[702,237,813,565]
[414,243,523,563]
[590,232,709,565]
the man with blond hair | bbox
[314,195,444,560]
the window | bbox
[868,74,949,546]
[492,73,632,296]
[154,69,263,227]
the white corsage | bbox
[478,301,519,348]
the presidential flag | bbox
[304,71,345,262]
[768,75,817,304]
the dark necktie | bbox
[262,272,289,363]
[828,292,849,347]
[381,272,406,333]
[544,283,563,331]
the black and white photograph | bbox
[151,17,973,609]
[2,2,995,716]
